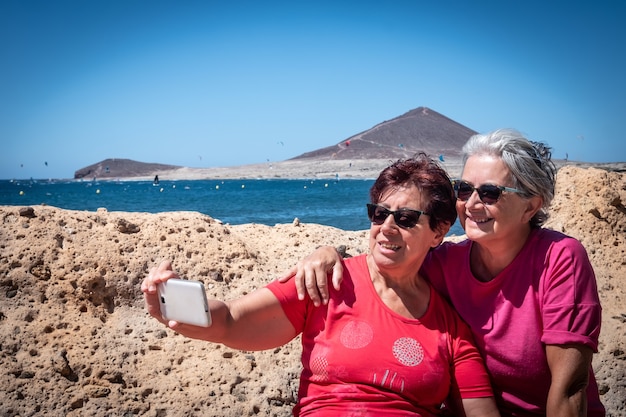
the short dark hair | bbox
[370,152,457,232]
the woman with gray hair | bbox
[282,129,604,416]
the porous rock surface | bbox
[0,166,624,416]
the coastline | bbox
[4,158,625,183]
[149,159,626,181]
[114,159,626,181]
[71,158,626,182]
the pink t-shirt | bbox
[421,228,605,417]
[268,254,493,417]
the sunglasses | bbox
[453,180,523,205]
[366,203,428,229]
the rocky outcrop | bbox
[74,158,181,179]
[0,166,624,416]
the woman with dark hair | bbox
[143,153,500,416]
[284,129,605,417]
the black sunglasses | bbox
[366,203,428,229]
[453,180,523,205]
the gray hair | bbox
[461,128,557,228]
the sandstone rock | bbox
[0,166,624,416]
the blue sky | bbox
[2,0,625,180]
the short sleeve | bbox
[540,238,602,351]
[266,279,309,334]
[450,317,494,398]
[430,289,493,399]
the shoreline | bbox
[6,158,626,183]
[119,159,626,182]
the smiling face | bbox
[458,154,540,246]
[368,183,444,279]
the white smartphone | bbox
[157,278,212,327]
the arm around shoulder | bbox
[278,245,345,306]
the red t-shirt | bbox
[267,254,493,416]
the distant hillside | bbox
[291,106,476,161]
[74,159,181,179]
[74,107,474,179]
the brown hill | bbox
[74,158,181,179]
[74,107,474,179]
[291,106,476,161]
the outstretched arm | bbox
[277,246,344,306]
[142,260,296,351]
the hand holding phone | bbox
[157,279,212,327]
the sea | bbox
[0,178,464,235]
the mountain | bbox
[74,107,475,179]
[74,158,181,179]
[291,106,476,161]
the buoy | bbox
[216,185,220,190]
[19,191,24,196]
[324,183,328,187]
[241,184,245,189]
[160,188,164,192]
[96,189,100,194]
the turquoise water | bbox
[0,179,464,234]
